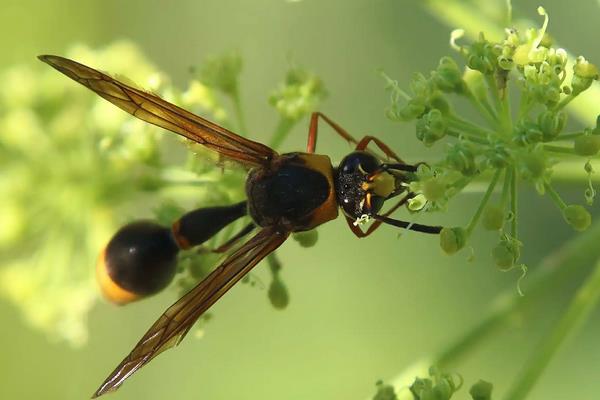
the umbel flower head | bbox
[383,7,598,273]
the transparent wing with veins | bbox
[92,227,289,398]
[38,54,277,168]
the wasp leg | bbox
[306,112,359,153]
[210,223,256,253]
[355,135,407,163]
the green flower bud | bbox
[497,55,513,71]
[268,277,289,310]
[467,55,492,75]
[466,36,498,75]
[493,239,521,270]
[446,144,477,176]
[585,160,594,174]
[292,229,319,248]
[572,56,599,95]
[593,115,600,135]
[407,194,428,211]
[440,227,467,255]
[410,377,432,400]
[517,149,548,181]
[416,109,447,146]
[428,92,451,115]
[269,68,327,121]
[422,177,446,202]
[571,75,594,96]
[469,380,493,400]
[482,204,505,231]
[484,144,511,169]
[199,52,242,96]
[432,378,453,400]
[563,204,592,231]
[585,161,596,205]
[514,120,544,145]
[574,56,599,78]
[574,135,600,156]
[373,381,397,400]
[396,99,426,121]
[410,72,434,98]
[433,57,465,93]
[538,110,567,141]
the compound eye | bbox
[340,151,379,175]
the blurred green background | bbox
[1,1,599,399]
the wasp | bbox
[39,55,442,397]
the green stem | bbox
[453,175,477,194]
[518,96,537,122]
[517,92,530,120]
[505,0,512,26]
[500,83,513,133]
[510,166,518,239]
[485,74,502,113]
[554,93,576,112]
[447,114,497,137]
[434,221,600,368]
[502,258,600,400]
[465,168,502,235]
[267,252,282,274]
[160,178,214,187]
[231,90,248,137]
[555,131,586,141]
[465,89,499,127]
[268,117,296,149]
[544,182,568,210]
[500,167,511,209]
[446,129,490,145]
[543,144,577,155]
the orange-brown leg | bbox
[306,112,359,153]
[355,135,405,163]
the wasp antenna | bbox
[372,214,442,234]
[378,163,418,173]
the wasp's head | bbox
[335,151,406,220]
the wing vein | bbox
[92,227,289,398]
[38,55,278,168]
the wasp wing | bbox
[38,55,276,168]
[92,226,289,398]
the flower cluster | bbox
[0,41,175,345]
[383,7,598,272]
[372,367,492,400]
